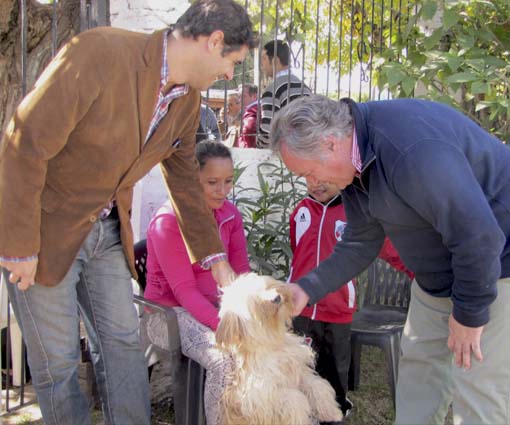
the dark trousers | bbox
[293,316,351,411]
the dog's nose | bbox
[272,294,282,304]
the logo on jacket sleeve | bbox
[295,206,311,246]
[334,220,347,241]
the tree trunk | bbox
[0,0,80,134]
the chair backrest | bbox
[134,239,148,291]
[363,258,412,309]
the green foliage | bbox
[246,0,413,88]
[232,160,307,279]
[374,0,510,142]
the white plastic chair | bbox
[0,273,25,410]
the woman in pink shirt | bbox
[144,141,250,425]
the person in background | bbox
[223,91,241,147]
[236,83,258,148]
[290,179,413,421]
[226,91,242,126]
[197,103,222,143]
[272,94,510,425]
[258,40,311,148]
[217,106,227,137]
[144,142,250,425]
[0,1,257,423]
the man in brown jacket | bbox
[0,1,256,423]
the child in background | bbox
[290,180,413,421]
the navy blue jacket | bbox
[298,98,510,327]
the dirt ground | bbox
[2,347,452,425]
[1,359,174,425]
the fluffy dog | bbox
[216,273,343,425]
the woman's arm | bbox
[149,214,220,330]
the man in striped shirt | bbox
[257,40,311,148]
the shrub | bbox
[374,0,510,142]
[233,160,307,280]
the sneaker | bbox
[341,397,353,418]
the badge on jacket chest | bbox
[335,220,346,241]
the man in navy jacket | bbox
[270,94,510,425]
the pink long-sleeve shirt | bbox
[144,200,250,330]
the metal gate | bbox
[203,0,416,142]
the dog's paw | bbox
[317,404,343,423]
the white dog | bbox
[216,273,344,425]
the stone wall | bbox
[110,0,189,32]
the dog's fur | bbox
[216,273,343,425]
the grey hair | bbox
[269,95,353,159]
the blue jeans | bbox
[3,215,151,425]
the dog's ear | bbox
[216,311,247,349]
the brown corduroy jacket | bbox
[0,27,224,286]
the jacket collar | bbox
[341,98,375,173]
[340,98,375,192]
[213,200,237,224]
[307,192,343,207]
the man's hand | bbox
[447,314,484,370]
[211,260,236,288]
[288,283,310,316]
[0,258,38,291]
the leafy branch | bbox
[233,159,306,279]
[373,0,510,142]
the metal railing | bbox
[200,0,416,144]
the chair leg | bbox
[384,333,401,412]
[185,359,206,425]
[348,335,362,391]
[158,349,206,425]
[197,364,206,425]
[171,353,189,425]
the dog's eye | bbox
[271,294,281,304]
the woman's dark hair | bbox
[195,141,233,169]
[172,0,258,54]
